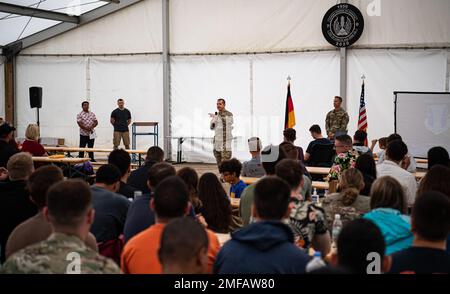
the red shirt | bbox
[21,140,46,156]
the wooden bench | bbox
[305,166,426,180]
[240,177,330,190]
[32,157,91,178]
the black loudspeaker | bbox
[29,87,42,108]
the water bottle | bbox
[133,190,142,199]
[311,188,319,204]
[332,214,343,243]
[306,252,326,273]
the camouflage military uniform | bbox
[1,233,121,274]
[325,107,349,139]
[321,193,370,230]
[210,110,233,165]
[287,199,328,251]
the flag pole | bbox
[287,75,291,85]
[360,74,367,146]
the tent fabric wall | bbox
[171,51,340,162]
[349,0,450,47]
[170,0,450,54]
[16,56,86,144]
[170,0,334,54]
[21,0,162,55]
[171,55,252,162]
[15,55,163,150]
[347,49,448,153]
[89,55,163,150]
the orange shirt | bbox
[121,223,220,274]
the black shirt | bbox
[127,162,155,194]
[0,140,19,168]
[118,181,138,199]
[390,247,450,274]
[123,193,155,243]
[306,138,332,154]
[0,180,38,263]
[90,186,130,243]
[111,108,131,132]
[360,173,376,196]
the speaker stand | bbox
[36,108,40,127]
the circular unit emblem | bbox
[322,3,364,48]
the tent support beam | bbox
[162,0,172,160]
[0,2,79,23]
[340,0,348,108]
[340,47,347,106]
[4,56,15,125]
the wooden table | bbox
[306,166,330,175]
[415,171,426,179]
[241,177,330,190]
[230,180,329,209]
[415,158,428,164]
[32,157,90,178]
[44,146,147,166]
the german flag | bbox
[284,82,296,129]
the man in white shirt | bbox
[377,134,416,172]
[77,101,98,161]
[376,140,417,208]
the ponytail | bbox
[341,187,360,206]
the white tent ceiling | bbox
[0,0,108,46]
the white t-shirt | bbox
[376,160,418,207]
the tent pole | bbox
[340,0,348,108]
[4,56,15,126]
[162,0,172,160]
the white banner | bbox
[16,55,163,151]
[347,49,448,153]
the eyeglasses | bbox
[333,145,349,150]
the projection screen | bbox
[395,92,450,158]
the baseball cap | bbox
[0,123,16,136]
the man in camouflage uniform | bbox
[325,96,349,140]
[1,180,121,274]
[210,98,233,166]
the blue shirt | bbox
[230,180,247,199]
[213,221,310,274]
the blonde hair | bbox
[7,152,34,180]
[25,124,40,141]
[339,168,364,206]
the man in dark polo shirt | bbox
[90,164,130,243]
[110,98,132,149]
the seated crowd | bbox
[0,119,449,274]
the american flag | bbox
[357,80,368,145]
